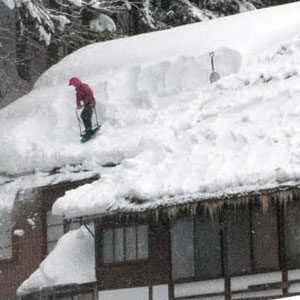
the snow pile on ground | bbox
[17,226,95,296]
[2,3,300,217]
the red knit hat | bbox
[69,77,81,87]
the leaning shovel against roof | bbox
[209,52,220,83]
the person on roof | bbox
[69,77,96,137]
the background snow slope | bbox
[2,3,300,217]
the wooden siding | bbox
[96,187,300,300]
[0,176,99,300]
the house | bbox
[0,175,99,300]
[15,184,300,300]
[91,186,300,300]
[2,2,300,300]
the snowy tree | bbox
[1,0,297,93]
[2,0,295,53]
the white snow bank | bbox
[17,226,95,296]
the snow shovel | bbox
[209,52,220,84]
[75,108,85,137]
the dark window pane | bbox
[194,212,222,279]
[137,225,148,260]
[225,204,251,276]
[115,228,124,262]
[77,292,93,300]
[171,218,195,279]
[125,226,136,261]
[285,200,300,268]
[252,201,279,271]
[57,296,72,300]
[103,229,113,263]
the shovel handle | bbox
[209,52,215,71]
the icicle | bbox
[277,189,293,205]
[203,199,223,219]
[166,206,179,218]
[189,203,198,216]
[259,194,270,213]
[294,189,300,200]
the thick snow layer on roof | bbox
[0,168,98,212]
[2,3,300,217]
[17,226,95,296]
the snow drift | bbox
[17,226,95,296]
[2,3,300,217]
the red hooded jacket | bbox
[69,77,95,109]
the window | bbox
[57,291,93,300]
[102,225,148,263]
[171,218,194,280]
[194,212,222,279]
[224,204,251,276]
[68,220,81,232]
[171,213,222,280]
[284,200,300,268]
[0,210,12,259]
[46,211,64,254]
[170,200,280,281]
[65,220,95,236]
[252,200,279,271]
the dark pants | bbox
[81,106,93,133]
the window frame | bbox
[101,224,149,265]
[170,198,282,283]
[251,198,281,273]
[170,211,224,282]
[282,198,300,270]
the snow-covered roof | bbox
[2,3,300,218]
[0,168,99,213]
[17,226,96,296]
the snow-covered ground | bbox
[2,3,300,217]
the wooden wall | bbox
[0,176,99,300]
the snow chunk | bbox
[17,226,95,296]
[66,0,82,6]
[90,14,116,33]
[27,218,35,228]
[14,229,25,237]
